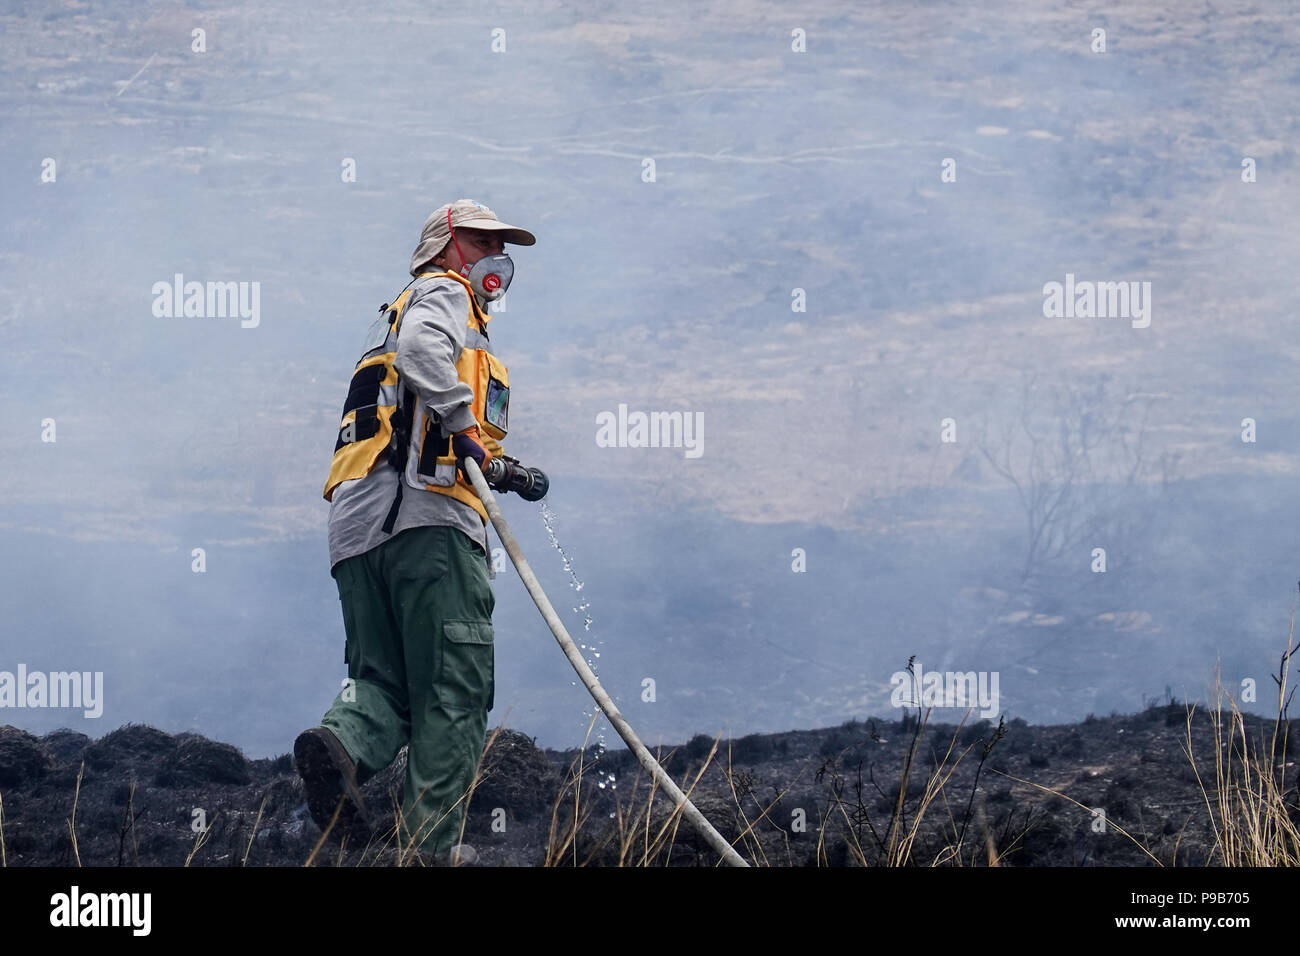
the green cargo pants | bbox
[321,524,494,856]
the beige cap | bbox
[410,199,536,276]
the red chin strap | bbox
[447,207,470,275]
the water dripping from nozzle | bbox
[539,500,613,783]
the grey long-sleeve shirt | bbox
[327,274,495,574]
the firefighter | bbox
[296,199,535,864]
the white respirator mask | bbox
[462,253,513,302]
[445,208,513,303]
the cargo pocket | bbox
[440,619,495,713]
[480,352,509,441]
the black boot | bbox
[294,727,372,846]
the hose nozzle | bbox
[480,455,549,501]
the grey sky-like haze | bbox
[2,0,1298,757]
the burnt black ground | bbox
[1,706,1296,866]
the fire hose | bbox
[464,455,749,868]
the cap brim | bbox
[457,217,536,246]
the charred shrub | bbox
[473,729,559,823]
[960,719,993,747]
[85,724,176,773]
[156,736,251,787]
[685,733,715,761]
[730,733,774,765]
[41,729,91,765]
[0,726,52,788]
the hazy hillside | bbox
[1,0,1298,758]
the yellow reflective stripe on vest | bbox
[322,322,406,502]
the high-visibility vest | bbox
[322,271,509,527]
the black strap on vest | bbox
[381,477,403,535]
[381,384,418,535]
[375,279,423,536]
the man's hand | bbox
[452,424,493,476]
